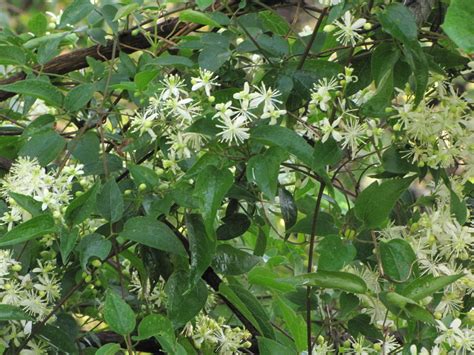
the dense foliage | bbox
[0,0,472,353]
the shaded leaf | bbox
[104,291,136,335]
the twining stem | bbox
[306,182,326,354]
[297,7,328,70]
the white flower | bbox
[261,107,287,125]
[310,77,339,112]
[159,74,187,100]
[339,117,367,157]
[320,0,343,7]
[191,69,220,97]
[334,11,367,46]
[131,108,158,139]
[435,318,464,347]
[233,82,258,110]
[318,117,342,143]
[216,115,250,145]
[165,97,198,125]
[250,83,282,113]
[167,131,192,160]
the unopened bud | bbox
[11,264,22,272]
[208,95,215,103]
[323,24,336,33]
[363,23,372,30]
[91,259,102,268]
[139,183,147,191]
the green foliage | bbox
[0,0,471,353]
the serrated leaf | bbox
[0,214,55,247]
[104,290,136,335]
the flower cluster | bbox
[184,313,252,354]
[0,157,83,229]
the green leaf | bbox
[259,11,291,36]
[179,10,221,28]
[0,46,26,65]
[251,125,313,167]
[450,189,467,225]
[401,274,464,302]
[247,147,287,199]
[317,235,356,271]
[59,227,79,264]
[65,183,100,226]
[8,192,42,217]
[354,177,415,229]
[212,244,260,275]
[165,271,208,327]
[59,0,94,28]
[134,314,176,352]
[28,13,48,36]
[380,292,434,323]
[220,283,275,339]
[258,337,294,354]
[0,214,55,247]
[216,213,251,240]
[312,137,342,169]
[97,179,124,223]
[19,129,66,166]
[37,325,78,354]
[380,239,417,282]
[279,188,297,230]
[129,164,160,189]
[198,46,231,72]
[119,216,187,256]
[194,165,233,235]
[382,147,416,174]
[64,83,95,111]
[186,213,216,285]
[348,314,383,340]
[134,70,159,91]
[96,343,122,355]
[154,55,194,67]
[104,290,137,335]
[196,0,214,11]
[68,131,100,167]
[248,266,296,292]
[293,271,367,294]
[275,296,306,352]
[78,233,112,270]
[113,3,139,21]
[0,304,33,321]
[443,0,474,53]
[0,79,64,107]
[378,3,418,45]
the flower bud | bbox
[11,264,22,272]
[208,95,215,103]
[131,29,140,36]
[139,183,147,191]
[323,24,336,33]
[84,275,92,283]
[91,259,102,268]
[434,311,442,320]
[124,189,132,196]
[373,343,382,351]
[317,335,325,344]
[363,23,372,30]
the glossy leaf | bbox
[402,274,464,301]
[278,188,297,230]
[0,305,33,321]
[354,177,415,229]
[0,214,55,247]
[180,10,221,27]
[443,0,474,53]
[59,0,94,28]
[316,235,356,271]
[248,267,296,292]
[187,213,215,285]
[380,238,417,282]
[275,296,306,352]
[120,216,187,256]
[78,233,112,270]
[212,244,260,275]
[293,271,367,294]
[216,213,251,240]
[65,183,99,226]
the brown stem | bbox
[297,7,328,70]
